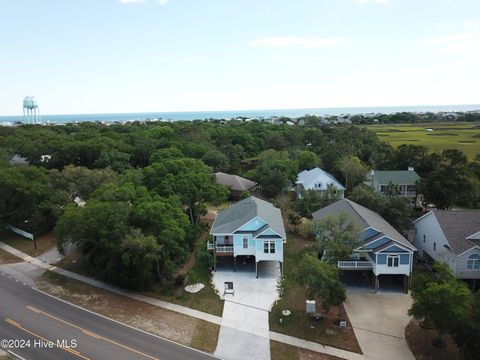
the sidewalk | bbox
[0,241,365,360]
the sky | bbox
[0,0,479,115]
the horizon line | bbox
[1,103,480,118]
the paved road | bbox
[0,272,218,360]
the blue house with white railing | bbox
[208,196,286,278]
[312,198,416,292]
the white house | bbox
[296,167,345,199]
[208,196,286,278]
[413,210,480,290]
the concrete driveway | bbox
[344,288,415,360]
[212,259,280,360]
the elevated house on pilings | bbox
[312,199,416,293]
[208,196,285,278]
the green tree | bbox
[297,150,320,171]
[143,158,228,224]
[315,212,361,265]
[297,254,346,312]
[335,156,368,192]
[254,150,298,197]
[295,187,340,219]
[408,263,473,347]
[49,165,118,200]
[202,150,230,172]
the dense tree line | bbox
[0,120,479,288]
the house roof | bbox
[312,198,415,251]
[296,167,345,191]
[210,196,286,238]
[214,172,257,192]
[422,210,480,255]
[372,170,420,185]
[9,154,29,166]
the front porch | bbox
[207,242,233,256]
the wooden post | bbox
[404,275,409,294]
[213,236,217,272]
[279,261,283,277]
[256,261,258,278]
[374,275,379,293]
[234,256,237,272]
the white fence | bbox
[206,243,234,253]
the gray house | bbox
[209,196,285,277]
[413,210,480,290]
[214,172,257,199]
[313,198,416,292]
[366,167,421,206]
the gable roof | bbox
[312,198,415,251]
[214,172,257,192]
[372,170,420,185]
[425,210,480,255]
[210,196,286,238]
[296,167,345,191]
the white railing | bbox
[206,243,234,253]
[338,260,373,269]
[216,245,234,253]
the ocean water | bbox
[1,104,480,125]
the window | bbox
[243,236,248,249]
[380,185,385,193]
[387,255,399,267]
[467,254,480,270]
[433,242,436,251]
[423,234,426,243]
[264,240,276,254]
[224,236,231,244]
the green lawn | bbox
[145,232,224,317]
[0,229,57,257]
[367,122,480,160]
[269,230,362,353]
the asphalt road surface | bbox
[0,271,218,360]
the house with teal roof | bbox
[312,198,416,292]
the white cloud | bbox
[423,33,480,53]
[250,36,345,48]
[463,21,479,29]
[118,0,146,4]
[159,0,169,5]
[358,0,391,5]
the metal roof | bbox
[372,170,420,185]
[210,196,286,238]
[296,167,345,191]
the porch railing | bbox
[207,243,234,253]
[338,260,373,269]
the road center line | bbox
[5,318,90,360]
[26,305,160,360]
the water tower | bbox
[23,96,41,124]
